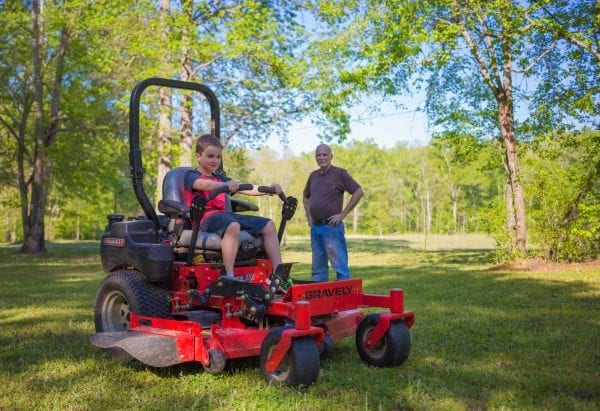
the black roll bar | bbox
[128,77,220,231]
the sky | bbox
[264,96,431,156]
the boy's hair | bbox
[196,134,222,154]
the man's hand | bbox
[328,213,345,225]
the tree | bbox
[305,0,598,258]
[524,130,600,261]
[0,1,148,252]
[135,1,317,203]
[1,1,317,252]
[430,133,483,233]
[15,0,72,253]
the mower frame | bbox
[91,78,415,387]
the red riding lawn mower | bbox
[90,78,415,387]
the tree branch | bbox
[456,15,499,94]
[517,41,557,74]
[529,7,600,61]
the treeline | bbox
[237,132,599,262]
[7,131,600,260]
[4,129,596,262]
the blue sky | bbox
[265,96,431,155]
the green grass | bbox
[0,236,598,410]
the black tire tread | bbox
[259,327,320,387]
[94,270,170,332]
[355,313,411,367]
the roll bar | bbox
[128,78,220,231]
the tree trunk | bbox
[21,0,47,254]
[352,204,359,233]
[457,9,529,257]
[179,0,194,166]
[497,88,527,257]
[20,0,69,254]
[450,184,458,234]
[157,87,173,205]
[156,0,173,206]
[504,181,517,245]
[180,91,193,167]
[75,215,80,241]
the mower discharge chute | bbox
[90,78,415,387]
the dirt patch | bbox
[488,258,600,272]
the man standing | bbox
[303,144,364,281]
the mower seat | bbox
[158,167,262,260]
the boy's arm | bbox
[192,176,239,193]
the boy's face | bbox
[196,145,222,174]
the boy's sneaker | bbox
[280,278,293,291]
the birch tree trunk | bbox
[352,204,359,233]
[156,0,173,206]
[457,13,528,257]
[496,57,527,256]
[179,1,194,166]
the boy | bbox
[184,134,283,278]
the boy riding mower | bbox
[90,78,415,387]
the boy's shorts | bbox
[201,212,270,237]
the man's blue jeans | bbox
[310,223,350,281]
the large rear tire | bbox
[355,314,411,367]
[260,327,320,387]
[94,270,170,332]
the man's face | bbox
[315,147,332,169]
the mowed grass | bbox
[0,235,598,410]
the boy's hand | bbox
[226,180,239,193]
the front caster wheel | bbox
[318,333,334,357]
[356,314,411,367]
[203,349,226,374]
[260,327,320,387]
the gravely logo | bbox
[103,238,125,247]
[305,285,353,300]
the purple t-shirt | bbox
[303,165,361,221]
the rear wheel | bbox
[355,314,411,367]
[94,270,170,332]
[260,327,320,387]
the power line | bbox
[289,109,423,132]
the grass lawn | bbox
[0,235,598,410]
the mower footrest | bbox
[90,331,180,367]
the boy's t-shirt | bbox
[183,169,231,223]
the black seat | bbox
[158,167,262,261]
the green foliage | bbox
[241,139,507,240]
[524,129,600,261]
[303,0,597,259]
[0,1,597,263]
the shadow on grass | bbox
[1,241,598,409]
[352,261,599,406]
[284,237,413,254]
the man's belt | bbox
[313,217,331,226]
